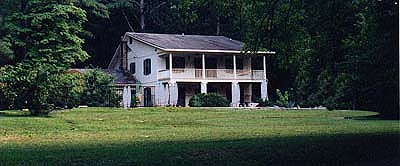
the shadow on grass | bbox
[352,114,399,121]
[0,110,52,118]
[1,133,399,166]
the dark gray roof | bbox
[68,69,137,85]
[126,33,244,51]
[103,69,136,85]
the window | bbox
[225,56,243,69]
[165,57,169,70]
[251,56,263,70]
[236,57,243,70]
[143,59,151,75]
[225,57,233,69]
[165,57,185,69]
[129,63,135,74]
[129,37,133,44]
[194,57,202,69]
[173,57,185,68]
[206,58,217,69]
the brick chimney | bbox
[120,36,128,71]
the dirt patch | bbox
[0,136,26,142]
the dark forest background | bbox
[0,0,398,118]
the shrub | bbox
[0,82,12,110]
[0,65,67,115]
[80,69,120,107]
[131,95,138,107]
[189,93,230,107]
[254,98,275,107]
[47,72,84,109]
[276,89,289,107]
[189,94,203,107]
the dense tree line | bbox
[0,0,398,117]
[245,0,399,118]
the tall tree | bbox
[0,0,89,114]
[106,0,169,32]
[242,0,398,117]
[176,0,243,37]
[340,0,398,117]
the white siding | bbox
[118,35,264,107]
[127,38,162,85]
[127,38,168,106]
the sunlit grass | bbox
[0,107,398,165]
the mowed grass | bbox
[0,107,399,166]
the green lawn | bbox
[0,107,399,165]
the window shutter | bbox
[144,59,151,75]
[130,63,135,74]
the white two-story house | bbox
[108,32,275,107]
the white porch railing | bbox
[157,69,170,80]
[158,69,265,80]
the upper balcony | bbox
[158,53,267,81]
[158,69,265,81]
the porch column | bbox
[261,55,268,101]
[127,86,131,108]
[123,86,132,108]
[122,86,127,108]
[169,53,173,79]
[202,54,206,79]
[231,81,240,107]
[169,81,178,106]
[261,80,269,101]
[201,81,207,93]
[233,55,237,79]
[263,55,267,80]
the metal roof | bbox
[68,69,137,85]
[126,33,246,53]
[103,69,137,85]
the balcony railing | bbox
[158,68,265,80]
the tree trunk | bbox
[139,0,145,32]
[216,16,220,35]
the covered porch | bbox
[157,53,267,81]
[168,81,268,107]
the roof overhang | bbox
[126,33,165,50]
[125,33,276,55]
[114,83,138,86]
[161,49,275,54]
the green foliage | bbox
[188,93,202,107]
[78,0,108,19]
[48,72,85,109]
[243,0,398,117]
[0,40,14,66]
[254,98,275,107]
[0,0,89,115]
[276,89,289,107]
[189,93,230,107]
[80,69,120,107]
[0,82,10,110]
[0,0,397,118]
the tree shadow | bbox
[0,133,398,166]
[0,110,52,118]
[352,114,399,121]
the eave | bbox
[125,33,276,55]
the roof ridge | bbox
[122,32,267,54]
[127,32,233,38]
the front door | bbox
[144,87,152,107]
[177,86,186,107]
